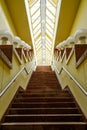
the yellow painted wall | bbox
[0,0,17,34]
[54,0,87,118]
[54,49,87,118]
[0,1,34,120]
[70,0,87,35]
[0,52,34,120]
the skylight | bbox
[27,0,61,65]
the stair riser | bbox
[13,98,74,102]
[8,108,79,114]
[4,115,83,122]
[1,124,86,130]
[11,102,76,108]
[16,93,71,97]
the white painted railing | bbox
[54,63,87,96]
[0,61,35,97]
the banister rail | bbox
[0,62,34,97]
[54,64,87,96]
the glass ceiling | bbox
[28,0,61,65]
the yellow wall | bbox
[0,1,34,120]
[54,0,87,118]
[0,0,17,34]
[0,49,34,120]
[54,49,87,118]
[0,53,34,120]
[70,0,87,35]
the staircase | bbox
[1,67,87,130]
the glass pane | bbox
[46,34,52,43]
[46,51,50,56]
[46,16,54,28]
[46,39,52,45]
[33,28,41,36]
[46,28,53,37]
[46,40,52,48]
[53,0,58,5]
[33,24,41,34]
[32,9,40,23]
[34,30,41,39]
[36,41,41,48]
[36,39,41,45]
[29,0,37,7]
[46,30,52,39]
[37,51,42,57]
[46,35,52,43]
[46,22,53,33]
[30,0,40,16]
[33,17,40,29]
[46,44,51,51]
[35,39,41,45]
[36,44,42,50]
[46,52,50,58]
[46,0,56,15]
[46,8,55,22]
[48,0,56,7]
[35,36,41,44]
[46,38,52,45]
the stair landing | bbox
[36,66,52,72]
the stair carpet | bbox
[1,71,87,130]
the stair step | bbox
[1,70,87,130]
[14,97,74,102]
[11,102,76,108]
[21,88,60,91]
[16,92,71,97]
[17,89,69,92]
[2,122,86,125]
[18,89,69,93]
[4,114,83,122]
[8,108,80,114]
[29,79,58,81]
[16,95,71,98]
[1,122,86,130]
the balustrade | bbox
[53,28,87,95]
[54,29,87,66]
[0,30,34,95]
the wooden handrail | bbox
[54,64,87,96]
[0,62,34,97]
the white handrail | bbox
[54,64,87,95]
[0,62,34,97]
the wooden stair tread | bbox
[4,115,83,122]
[14,98,74,102]
[8,107,79,114]
[12,101,75,104]
[9,107,79,110]
[5,114,82,116]
[17,93,71,97]
[1,69,87,130]
[2,122,87,125]
[14,96,73,99]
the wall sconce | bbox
[13,36,21,47]
[74,29,87,44]
[66,36,75,47]
[0,30,13,45]
[56,40,67,50]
